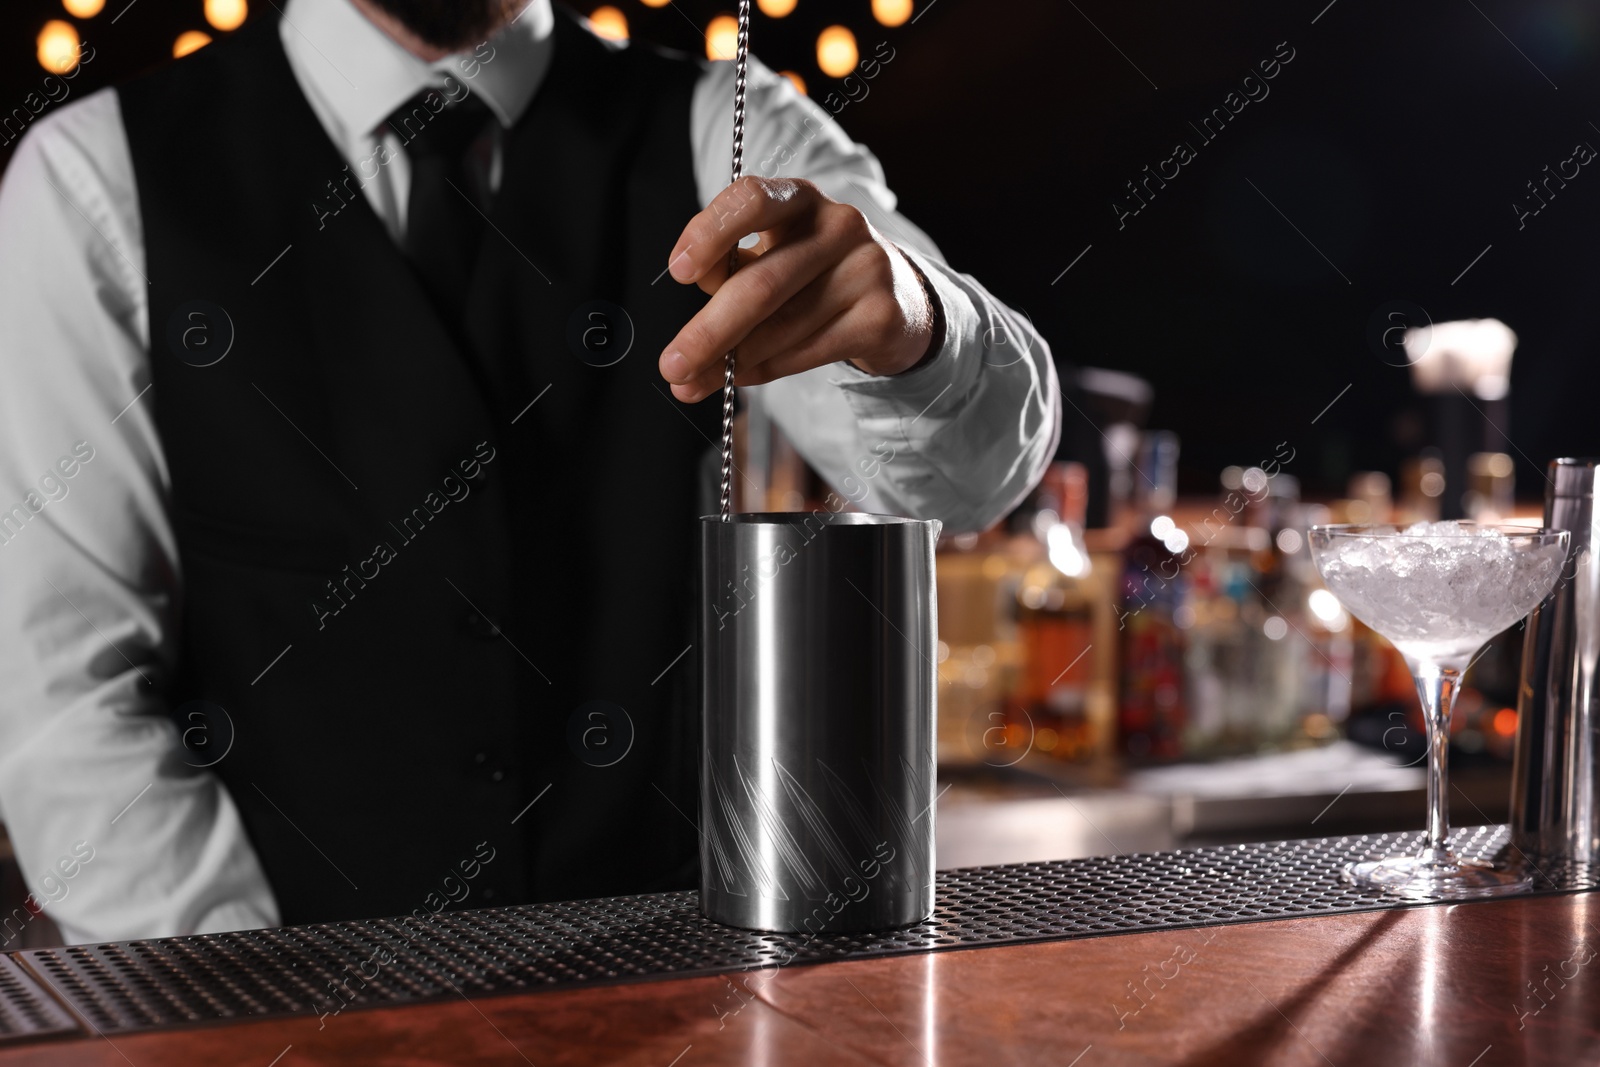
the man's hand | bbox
[658,177,938,403]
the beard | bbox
[366,0,521,51]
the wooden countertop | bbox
[4,892,1595,1066]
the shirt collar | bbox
[279,0,556,141]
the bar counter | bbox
[2,832,1594,1066]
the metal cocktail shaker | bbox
[699,512,939,933]
[1511,458,1600,876]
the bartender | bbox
[0,0,1057,941]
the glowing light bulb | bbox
[587,5,627,41]
[758,0,797,15]
[204,0,247,31]
[640,0,670,7]
[173,30,212,58]
[816,25,857,78]
[37,20,81,74]
[706,14,739,61]
[778,69,806,96]
[872,0,913,27]
[61,0,105,18]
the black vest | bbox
[117,9,719,925]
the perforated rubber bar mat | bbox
[3,826,1589,1042]
[0,953,77,1043]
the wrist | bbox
[853,247,944,377]
[897,253,945,375]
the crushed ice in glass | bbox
[1312,521,1567,659]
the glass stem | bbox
[1413,661,1463,864]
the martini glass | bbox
[1308,522,1569,899]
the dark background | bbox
[4,0,1597,498]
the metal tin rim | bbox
[1548,458,1600,498]
[699,512,931,526]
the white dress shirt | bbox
[0,0,1058,943]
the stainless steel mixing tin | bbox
[699,511,939,933]
[1512,457,1600,878]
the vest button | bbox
[462,611,501,640]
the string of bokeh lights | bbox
[33,0,916,95]
[38,0,246,70]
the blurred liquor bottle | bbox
[1247,470,1308,743]
[932,524,1019,767]
[1179,469,1268,756]
[1009,462,1113,762]
[1464,451,1515,522]
[1395,452,1446,524]
[1178,467,1358,757]
[1266,477,1361,746]
[1179,537,1235,755]
[1345,471,1394,526]
[1117,432,1188,762]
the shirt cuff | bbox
[822,242,981,424]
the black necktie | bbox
[386,89,496,326]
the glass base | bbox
[1342,854,1533,901]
